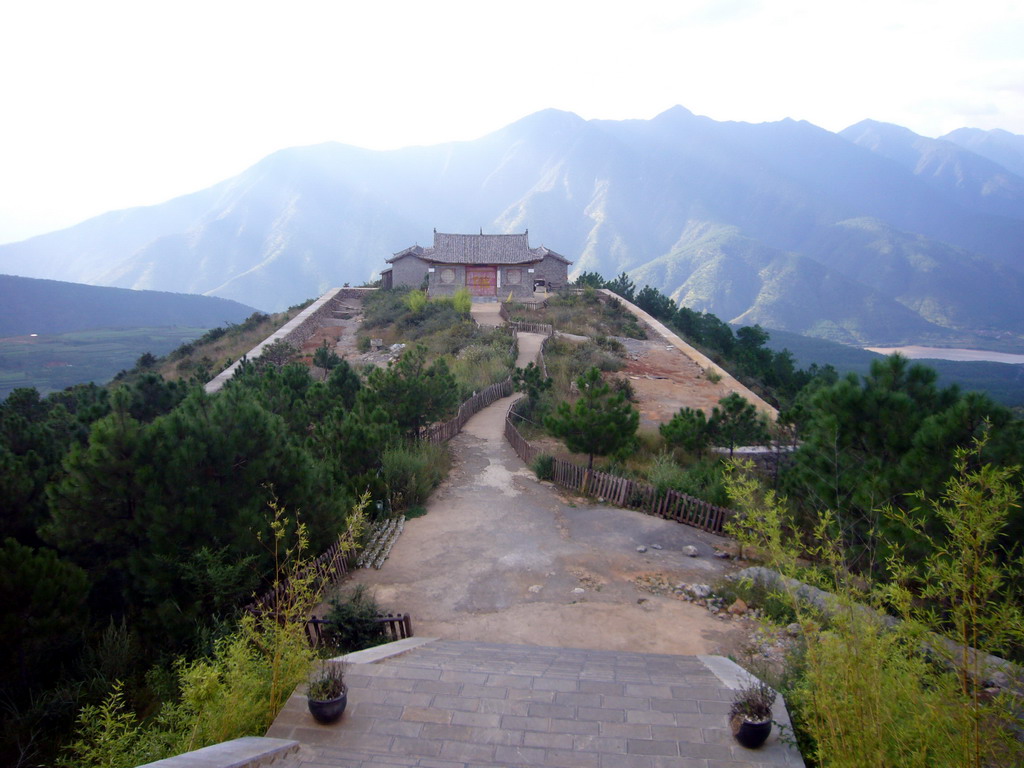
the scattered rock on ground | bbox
[636,545,647,553]
[682,545,699,557]
[728,598,748,615]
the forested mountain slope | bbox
[0,274,257,336]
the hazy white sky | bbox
[1,0,1022,244]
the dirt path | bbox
[347,332,747,656]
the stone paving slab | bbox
[268,641,803,768]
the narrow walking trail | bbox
[347,331,742,655]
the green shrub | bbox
[63,603,316,768]
[642,455,729,506]
[380,443,449,511]
[404,290,427,313]
[356,336,371,353]
[362,288,411,329]
[712,575,799,626]
[646,453,687,495]
[790,612,967,768]
[634,427,664,456]
[532,454,554,481]
[323,585,386,654]
[610,376,636,401]
[675,459,730,506]
[594,335,626,355]
[723,450,1024,768]
[452,288,472,314]
[59,501,365,768]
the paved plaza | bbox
[267,640,804,768]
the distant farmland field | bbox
[0,327,206,399]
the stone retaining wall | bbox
[204,287,377,394]
[136,736,298,768]
[602,289,778,420]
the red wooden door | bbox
[465,267,497,296]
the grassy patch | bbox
[507,290,647,339]
[404,506,428,520]
[359,289,516,395]
[155,306,309,383]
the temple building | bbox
[380,230,571,299]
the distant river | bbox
[865,345,1024,365]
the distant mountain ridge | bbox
[1,107,1022,346]
[0,274,258,336]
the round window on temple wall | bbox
[441,268,455,284]
[507,269,522,285]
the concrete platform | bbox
[268,640,804,767]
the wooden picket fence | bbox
[244,534,356,617]
[305,613,414,648]
[509,320,554,336]
[422,378,515,445]
[504,402,732,535]
[499,302,554,337]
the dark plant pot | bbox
[307,690,348,724]
[731,716,772,748]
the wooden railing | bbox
[305,612,414,648]
[499,302,554,337]
[422,378,515,445]
[511,320,555,336]
[504,402,732,535]
[244,535,356,617]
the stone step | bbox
[372,640,711,683]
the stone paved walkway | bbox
[268,640,803,767]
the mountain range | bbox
[1,107,1022,347]
[0,275,256,337]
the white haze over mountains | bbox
[1,0,1023,244]
[0,107,1022,350]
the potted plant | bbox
[728,678,776,748]
[307,661,348,724]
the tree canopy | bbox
[365,344,459,440]
[545,366,639,469]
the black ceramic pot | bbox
[307,690,348,724]
[732,717,772,748]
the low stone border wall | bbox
[135,736,298,768]
[601,289,778,420]
[205,288,378,393]
[739,566,1019,690]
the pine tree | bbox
[545,367,639,469]
[660,407,711,459]
[365,344,458,440]
[709,393,767,457]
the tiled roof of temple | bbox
[389,232,570,265]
